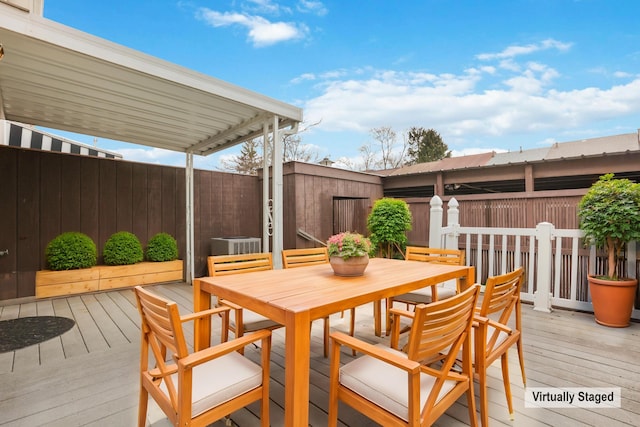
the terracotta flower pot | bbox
[588,275,638,327]
[329,254,369,277]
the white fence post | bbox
[445,198,460,250]
[429,196,443,248]
[534,222,554,312]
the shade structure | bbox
[0,3,303,280]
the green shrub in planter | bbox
[146,232,179,262]
[367,197,413,259]
[103,231,144,266]
[45,232,97,271]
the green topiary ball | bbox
[146,232,179,262]
[46,232,97,271]
[103,231,144,266]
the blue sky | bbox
[42,0,640,170]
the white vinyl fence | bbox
[428,196,640,320]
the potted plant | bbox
[327,232,372,276]
[577,173,640,327]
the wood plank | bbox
[115,161,134,232]
[66,295,109,353]
[93,292,140,344]
[79,294,130,347]
[60,155,82,234]
[80,156,100,244]
[0,147,18,300]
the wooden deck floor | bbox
[1,282,639,426]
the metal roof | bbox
[385,132,640,176]
[0,5,302,156]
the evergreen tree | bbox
[220,138,263,175]
[406,127,451,165]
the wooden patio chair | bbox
[207,253,282,343]
[385,246,466,335]
[134,286,271,427]
[282,247,356,357]
[328,284,480,427]
[474,266,526,427]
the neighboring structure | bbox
[382,131,640,197]
[1,120,122,159]
[378,132,640,245]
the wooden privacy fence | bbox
[429,196,640,320]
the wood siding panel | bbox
[98,160,117,262]
[195,170,212,276]
[146,165,163,238]
[173,169,186,267]
[160,167,176,235]
[80,157,100,244]
[131,163,148,245]
[407,195,584,246]
[60,155,82,234]
[115,161,133,233]
[17,150,40,297]
[39,153,60,265]
[0,148,18,299]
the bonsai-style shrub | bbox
[367,197,413,259]
[45,232,97,271]
[578,173,640,280]
[103,231,144,266]
[146,232,179,262]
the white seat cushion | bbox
[230,309,280,332]
[339,344,456,422]
[161,350,263,417]
[395,286,456,304]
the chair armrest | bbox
[486,318,513,334]
[473,314,490,325]
[178,329,272,370]
[180,306,230,323]
[389,307,415,320]
[473,315,513,333]
[330,331,420,373]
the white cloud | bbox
[614,71,632,78]
[297,0,328,16]
[476,38,573,61]
[301,58,640,148]
[197,8,308,47]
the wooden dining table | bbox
[193,257,475,427]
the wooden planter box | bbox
[36,260,183,298]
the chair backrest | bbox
[405,284,479,366]
[134,286,187,408]
[405,246,465,266]
[406,246,466,292]
[282,247,329,268]
[207,252,273,276]
[477,267,524,331]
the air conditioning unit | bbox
[210,237,261,255]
